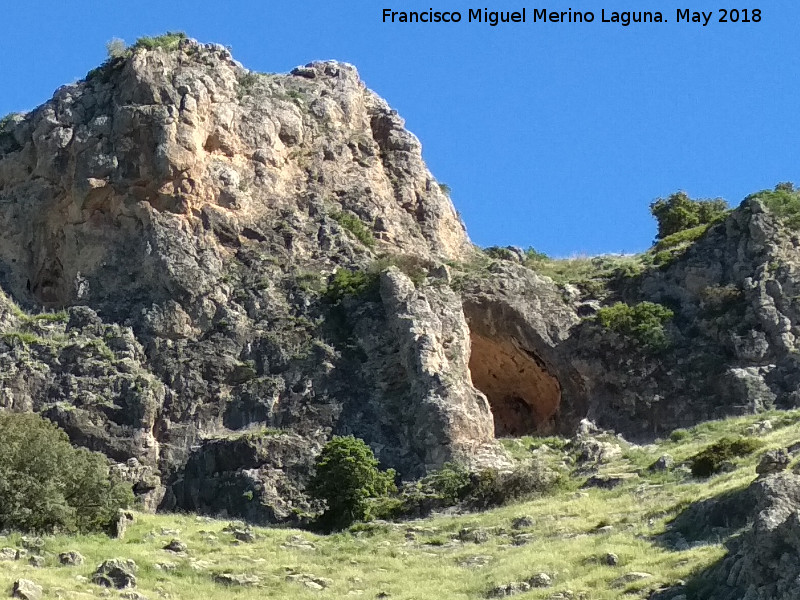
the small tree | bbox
[308,435,396,530]
[105,38,127,59]
[0,412,133,534]
[650,192,728,240]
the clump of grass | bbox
[373,254,429,287]
[331,211,376,248]
[651,223,713,266]
[324,269,380,303]
[524,253,649,295]
[749,183,800,229]
[1,331,42,346]
[237,72,265,99]
[688,436,764,478]
[133,31,187,51]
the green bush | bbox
[484,246,517,261]
[133,31,187,51]
[324,269,380,303]
[422,462,471,504]
[524,247,550,262]
[331,211,376,248]
[650,192,729,240]
[464,460,563,510]
[669,428,690,443]
[0,412,133,534]
[595,301,674,350]
[689,436,763,478]
[748,183,800,229]
[308,436,396,530]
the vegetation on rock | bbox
[595,301,674,350]
[649,191,729,240]
[132,31,188,52]
[331,211,376,248]
[749,182,800,228]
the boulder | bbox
[92,558,137,589]
[11,580,42,600]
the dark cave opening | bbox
[468,333,561,437]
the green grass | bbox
[331,211,376,248]
[0,410,797,599]
[750,187,800,229]
[523,253,650,295]
[133,31,188,52]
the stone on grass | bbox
[756,449,791,476]
[487,581,530,597]
[612,572,652,586]
[459,527,489,544]
[163,539,187,553]
[529,573,552,587]
[604,552,619,566]
[58,551,84,566]
[457,555,492,568]
[27,556,44,568]
[214,573,260,586]
[649,455,674,472]
[0,548,16,561]
[114,510,135,539]
[511,516,534,529]
[11,579,42,600]
[233,529,256,543]
[92,558,137,589]
[285,573,333,589]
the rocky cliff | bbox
[2,36,800,523]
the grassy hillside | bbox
[2,411,798,599]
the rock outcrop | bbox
[4,36,800,522]
[654,473,800,600]
[0,38,509,520]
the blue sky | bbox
[1,1,797,255]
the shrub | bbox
[422,462,472,504]
[484,246,517,261]
[524,247,550,262]
[324,269,380,303]
[105,38,127,59]
[331,211,376,248]
[464,460,563,509]
[438,183,451,196]
[133,31,187,52]
[689,436,763,478]
[595,301,674,350]
[748,183,800,229]
[373,254,429,287]
[650,192,729,240]
[0,412,133,534]
[308,435,396,530]
[669,428,690,443]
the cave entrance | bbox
[468,333,561,437]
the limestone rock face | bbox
[0,39,499,520]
